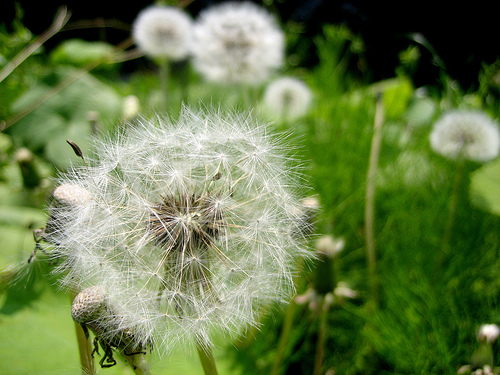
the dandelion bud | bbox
[53,184,92,206]
[71,286,108,324]
[122,95,141,120]
[14,147,40,189]
[313,235,344,295]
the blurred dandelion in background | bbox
[45,105,311,357]
[430,110,500,162]
[132,5,193,61]
[263,77,313,121]
[191,1,285,85]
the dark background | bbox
[1,0,498,91]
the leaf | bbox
[50,39,116,69]
[470,158,500,216]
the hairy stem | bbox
[364,93,385,308]
[120,351,151,375]
[71,293,96,375]
[196,339,219,375]
[1,37,134,131]
[0,7,71,84]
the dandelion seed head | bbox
[478,324,500,344]
[191,1,284,85]
[263,77,313,120]
[430,110,500,162]
[47,105,310,354]
[132,5,193,60]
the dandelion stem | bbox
[364,93,385,308]
[313,297,328,375]
[71,293,96,375]
[159,57,170,110]
[196,339,219,375]
[438,157,466,267]
[270,300,297,375]
[120,351,151,375]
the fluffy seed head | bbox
[191,1,284,85]
[47,105,310,354]
[478,324,500,344]
[132,5,193,60]
[430,110,500,162]
[263,77,313,120]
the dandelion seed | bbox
[132,5,193,60]
[429,110,500,162]
[191,1,284,85]
[263,77,313,120]
[47,105,311,354]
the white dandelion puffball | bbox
[191,1,285,85]
[263,77,313,120]
[132,5,193,60]
[47,106,310,354]
[478,324,500,344]
[429,110,500,162]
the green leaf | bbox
[50,39,116,69]
[470,158,500,216]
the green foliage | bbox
[1,7,500,375]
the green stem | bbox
[71,293,96,375]
[438,157,466,267]
[159,57,170,110]
[364,93,385,308]
[313,297,328,375]
[270,300,297,375]
[120,351,151,375]
[196,339,219,375]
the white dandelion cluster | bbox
[132,5,193,60]
[191,1,285,85]
[46,106,310,353]
[263,77,313,120]
[429,110,500,162]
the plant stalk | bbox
[0,7,71,84]
[159,57,170,110]
[196,339,219,375]
[364,93,385,308]
[313,297,328,375]
[120,351,151,375]
[71,293,96,375]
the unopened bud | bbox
[53,184,92,206]
[316,235,344,259]
[71,286,107,324]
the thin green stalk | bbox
[196,339,219,375]
[270,300,297,375]
[364,93,385,308]
[0,7,71,84]
[313,297,328,375]
[71,293,96,375]
[438,157,466,267]
[120,351,151,375]
[159,57,171,110]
